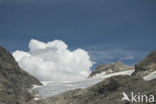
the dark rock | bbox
[0,46,42,104]
[133,49,156,77]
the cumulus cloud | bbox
[13,39,93,82]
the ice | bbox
[33,70,134,98]
[143,71,156,81]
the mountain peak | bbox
[88,61,134,78]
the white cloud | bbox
[13,39,93,82]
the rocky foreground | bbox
[0,45,156,104]
[34,49,156,104]
[0,46,42,104]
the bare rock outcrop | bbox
[89,62,134,78]
[133,49,156,77]
[0,46,42,104]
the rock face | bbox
[89,62,134,78]
[133,49,156,77]
[0,46,42,104]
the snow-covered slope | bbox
[33,70,134,98]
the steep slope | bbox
[89,62,134,78]
[133,49,156,77]
[0,46,42,104]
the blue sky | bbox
[0,0,156,66]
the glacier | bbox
[33,70,134,98]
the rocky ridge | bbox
[89,62,134,78]
[133,49,156,77]
[0,46,42,104]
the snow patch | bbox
[32,85,42,89]
[91,70,134,79]
[143,71,156,81]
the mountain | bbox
[88,62,134,78]
[37,49,156,104]
[40,75,156,104]
[1,45,156,104]
[133,49,156,77]
[0,46,42,104]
